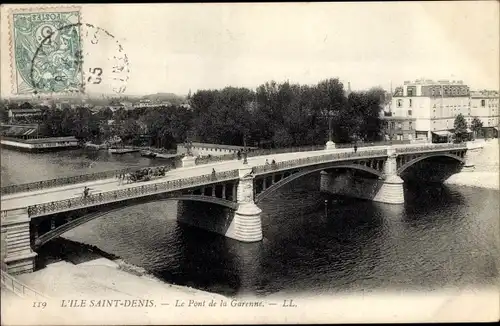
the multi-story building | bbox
[390,79,471,142]
[381,114,416,141]
[470,90,499,138]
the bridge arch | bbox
[33,195,238,249]
[397,153,465,175]
[254,163,383,204]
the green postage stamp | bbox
[9,7,83,94]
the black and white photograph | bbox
[0,2,498,324]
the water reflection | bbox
[1,148,156,186]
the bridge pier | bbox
[320,170,333,193]
[373,175,405,204]
[319,149,405,205]
[1,211,37,275]
[376,148,405,204]
[225,166,263,242]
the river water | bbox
[1,148,499,297]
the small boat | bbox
[140,150,157,158]
[108,147,140,154]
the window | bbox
[481,99,486,107]
[398,122,402,129]
[391,122,395,129]
[397,99,403,108]
[409,99,412,108]
[409,121,413,130]
[408,109,412,116]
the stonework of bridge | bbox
[0,142,482,275]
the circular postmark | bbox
[30,22,130,95]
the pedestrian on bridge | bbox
[83,186,90,198]
[354,144,358,153]
[237,150,241,160]
[211,168,217,181]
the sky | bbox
[1,2,498,98]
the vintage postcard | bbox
[0,2,499,325]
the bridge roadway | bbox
[1,145,391,211]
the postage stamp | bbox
[9,7,82,94]
[8,6,129,95]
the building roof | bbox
[181,142,258,150]
[381,116,416,121]
[470,90,499,98]
[9,108,42,114]
[22,136,78,144]
[403,79,465,86]
[1,126,37,136]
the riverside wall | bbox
[444,139,499,190]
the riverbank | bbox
[22,238,226,299]
[444,172,499,190]
[2,257,228,325]
[1,238,228,324]
[444,139,499,190]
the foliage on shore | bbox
[1,78,390,149]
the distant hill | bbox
[141,92,186,105]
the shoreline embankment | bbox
[17,238,226,300]
[444,139,499,190]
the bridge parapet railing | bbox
[252,149,388,174]
[26,169,239,217]
[0,160,182,196]
[195,153,236,165]
[194,145,327,166]
[394,143,467,154]
[334,140,411,149]
[1,270,48,300]
[247,145,327,157]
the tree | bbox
[20,102,33,110]
[116,118,140,144]
[470,117,483,139]
[97,107,114,121]
[453,113,468,143]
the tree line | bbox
[189,78,387,147]
[2,78,392,148]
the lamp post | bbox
[184,139,193,156]
[181,135,196,168]
[242,135,248,165]
[323,108,336,150]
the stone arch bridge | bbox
[0,142,481,274]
